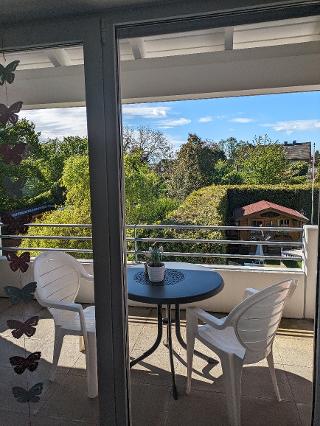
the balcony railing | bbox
[0,223,304,267]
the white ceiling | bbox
[1,15,320,107]
[2,16,319,69]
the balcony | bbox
[0,300,313,425]
[0,223,316,425]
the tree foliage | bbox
[168,134,225,200]
[123,126,172,164]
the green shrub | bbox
[134,186,228,264]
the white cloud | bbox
[21,107,87,140]
[230,117,254,123]
[122,105,170,119]
[158,117,191,129]
[199,116,213,123]
[265,119,320,134]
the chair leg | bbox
[79,336,85,352]
[221,354,243,426]
[86,332,98,398]
[267,350,281,402]
[50,326,64,381]
[186,309,197,394]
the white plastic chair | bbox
[34,251,97,398]
[186,279,297,426]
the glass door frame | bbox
[3,1,320,425]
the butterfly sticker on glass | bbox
[4,282,37,305]
[7,316,39,339]
[6,252,30,273]
[0,60,20,85]
[1,214,31,234]
[0,143,27,165]
[12,382,43,403]
[0,101,23,125]
[10,352,41,375]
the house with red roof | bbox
[233,200,308,242]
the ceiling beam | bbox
[129,38,145,60]
[47,48,72,67]
[224,27,234,50]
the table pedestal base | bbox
[130,304,216,400]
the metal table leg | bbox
[175,304,216,364]
[167,304,178,400]
[130,304,163,367]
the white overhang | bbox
[1,16,320,109]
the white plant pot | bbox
[147,264,165,282]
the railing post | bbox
[303,225,318,319]
[0,222,2,257]
[134,225,138,262]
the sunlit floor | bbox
[0,300,313,425]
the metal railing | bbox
[0,222,304,266]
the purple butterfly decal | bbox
[6,252,30,272]
[7,316,39,339]
[0,101,23,125]
[0,143,27,165]
[1,214,31,234]
[12,382,43,403]
[10,352,41,375]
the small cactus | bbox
[147,242,163,267]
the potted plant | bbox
[146,243,165,282]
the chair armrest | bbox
[80,271,94,282]
[42,300,83,312]
[42,301,88,340]
[243,287,259,300]
[191,308,226,330]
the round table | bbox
[127,262,224,399]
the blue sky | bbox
[22,91,320,150]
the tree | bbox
[168,134,225,199]
[0,119,48,211]
[213,160,243,184]
[237,140,290,184]
[23,150,178,255]
[122,126,172,164]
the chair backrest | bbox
[228,279,297,363]
[34,251,84,323]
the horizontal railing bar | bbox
[126,224,303,232]
[2,235,92,241]
[2,235,302,247]
[129,250,302,261]
[0,247,93,253]
[0,223,303,232]
[24,223,92,228]
[126,237,302,247]
[2,245,302,259]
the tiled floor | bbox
[0,300,314,425]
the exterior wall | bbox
[0,258,309,319]
[0,226,317,319]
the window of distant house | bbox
[251,220,263,227]
[279,219,290,227]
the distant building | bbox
[233,200,308,241]
[283,141,311,162]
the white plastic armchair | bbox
[186,279,297,426]
[33,251,97,398]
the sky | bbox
[21,91,320,151]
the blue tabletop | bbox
[127,262,223,305]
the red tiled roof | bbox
[233,200,308,221]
